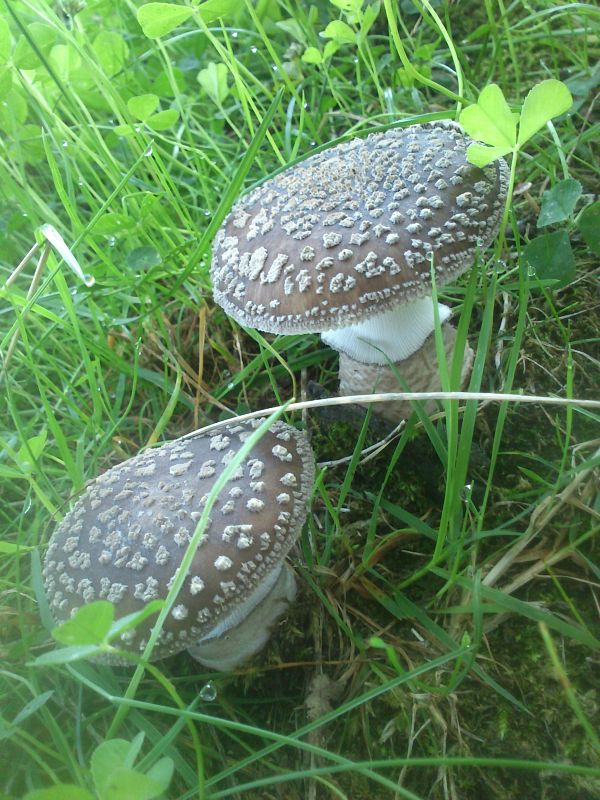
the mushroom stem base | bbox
[337,323,474,422]
[186,564,297,671]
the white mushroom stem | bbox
[320,296,474,422]
[186,564,296,671]
[321,296,452,365]
[335,322,474,422]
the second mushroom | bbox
[43,419,315,671]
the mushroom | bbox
[211,121,509,420]
[42,419,315,670]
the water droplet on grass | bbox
[250,46,258,54]
[144,144,153,157]
[232,31,238,38]
[460,483,473,502]
[199,681,217,701]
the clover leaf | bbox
[460,80,573,168]
[517,79,573,147]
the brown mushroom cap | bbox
[211,121,508,334]
[43,420,314,662]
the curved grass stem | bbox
[383,0,467,107]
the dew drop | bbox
[107,236,117,247]
[232,31,238,38]
[250,46,258,54]
[272,64,278,72]
[199,681,217,701]
[203,210,211,217]
[62,141,69,148]
[460,482,473,502]
[143,144,153,157]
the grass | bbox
[1,0,599,798]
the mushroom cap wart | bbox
[211,121,509,335]
[43,420,315,663]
